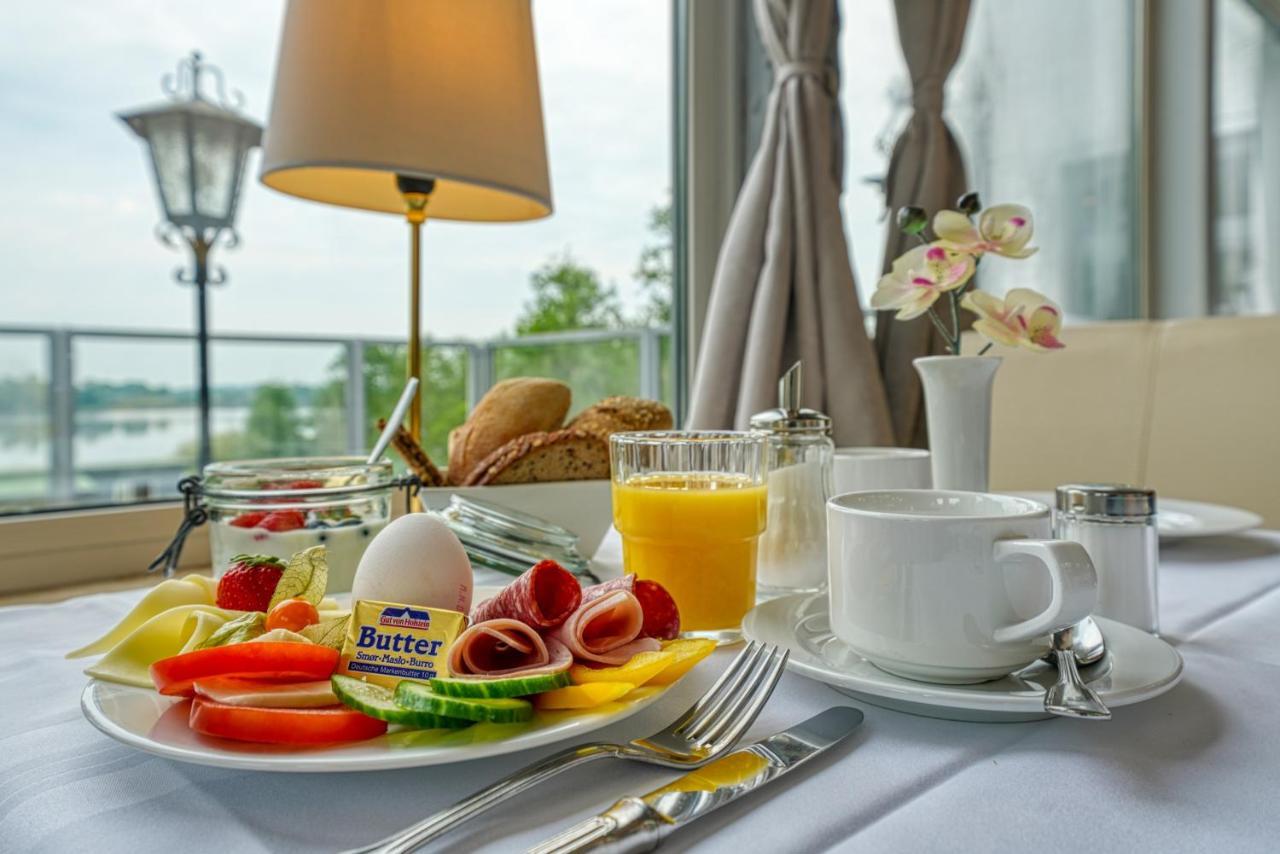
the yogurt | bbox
[211,518,388,594]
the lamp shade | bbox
[259,0,553,222]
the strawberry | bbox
[228,511,268,528]
[216,555,287,611]
[286,479,324,490]
[259,510,307,532]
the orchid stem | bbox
[978,342,993,356]
[925,307,955,353]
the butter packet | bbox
[336,599,466,689]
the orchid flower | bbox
[870,243,976,320]
[960,287,1065,351]
[933,203,1038,259]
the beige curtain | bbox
[874,0,973,446]
[686,0,893,446]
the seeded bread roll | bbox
[447,378,572,484]
[462,429,610,485]
[567,396,674,439]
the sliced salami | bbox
[470,560,582,629]
[448,619,574,679]
[549,589,662,666]
[633,579,681,640]
[581,575,680,640]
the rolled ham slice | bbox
[549,589,662,666]
[581,575,681,640]
[470,560,582,629]
[448,618,574,679]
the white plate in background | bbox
[1010,492,1262,542]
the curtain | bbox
[874,0,973,446]
[686,0,893,447]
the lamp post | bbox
[118,51,262,469]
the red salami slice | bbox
[581,575,681,640]
[470,560,582,629]
[633,579,681,640]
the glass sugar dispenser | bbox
[750,361,834,597]
[1054,483,1160,634]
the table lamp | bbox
[259,0,553,445]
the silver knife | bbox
[527,707,865,854]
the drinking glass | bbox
[610,431,768,643]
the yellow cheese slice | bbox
[67,575,219,659]
[84,604,242,688]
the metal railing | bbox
[0,324,669,508]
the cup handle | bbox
[990,539,1098,644]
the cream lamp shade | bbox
[259,0,553,221]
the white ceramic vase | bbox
[913,355,1001,492]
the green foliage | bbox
[633,203,673,326]
[313,343,468,466]
[515,251,624,335]
[242,385,307,458]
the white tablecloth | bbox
[5,533,1280,853]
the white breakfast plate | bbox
[1009,492,1262,542]
[80,585,669,772]
[81,679,669,773]
[743,594,1183,722]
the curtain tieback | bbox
[774,61,835,95]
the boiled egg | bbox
[351,513,474,614]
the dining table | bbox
[4,529,1280,853]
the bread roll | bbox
[568,396,674,439]
[463,429,610,485]
[447,378,571,484]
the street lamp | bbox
[118,51,262,468]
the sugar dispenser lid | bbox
[1056,483,1157,518]
[748,361,832,434]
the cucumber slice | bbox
[395,681,534,723]
[331,676,470,729]
[430,671,571,699]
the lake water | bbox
[0,406,262,472]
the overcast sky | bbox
[0,0,912,388]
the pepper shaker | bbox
[1054,483,1160,634]
[750,362,834,597]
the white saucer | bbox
[742,594,1183,722]
[1009,492,1262,542]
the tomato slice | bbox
[150,642,339,697]
[189,698,387,745]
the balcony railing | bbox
[0,324,670,512]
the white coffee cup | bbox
[833,447,931,494]
[827,489,1097,684]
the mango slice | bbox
[534,681,636,710]
[648,639,718,686]
[569,650,676,688]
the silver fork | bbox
[348,641,789,854]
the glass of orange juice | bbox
[610,431,768,643]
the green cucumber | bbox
[430,671,571,699]
[395,681,533,723]
[331,676,470,729]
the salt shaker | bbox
[750,362,834,597]
[1054,483,1160,633]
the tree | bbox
[633,202,673,326]
[515,251,624,334]
[242,384,307,458]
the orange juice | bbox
[612,473,768,637]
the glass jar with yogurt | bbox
[203,457,394,593]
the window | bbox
[1212,0,1280,315]
[838,0,1139,323]
[0,1,675,514]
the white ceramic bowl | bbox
[420,480,614,556]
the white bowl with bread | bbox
[385,377,673,556]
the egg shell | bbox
[351,514,474,614]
